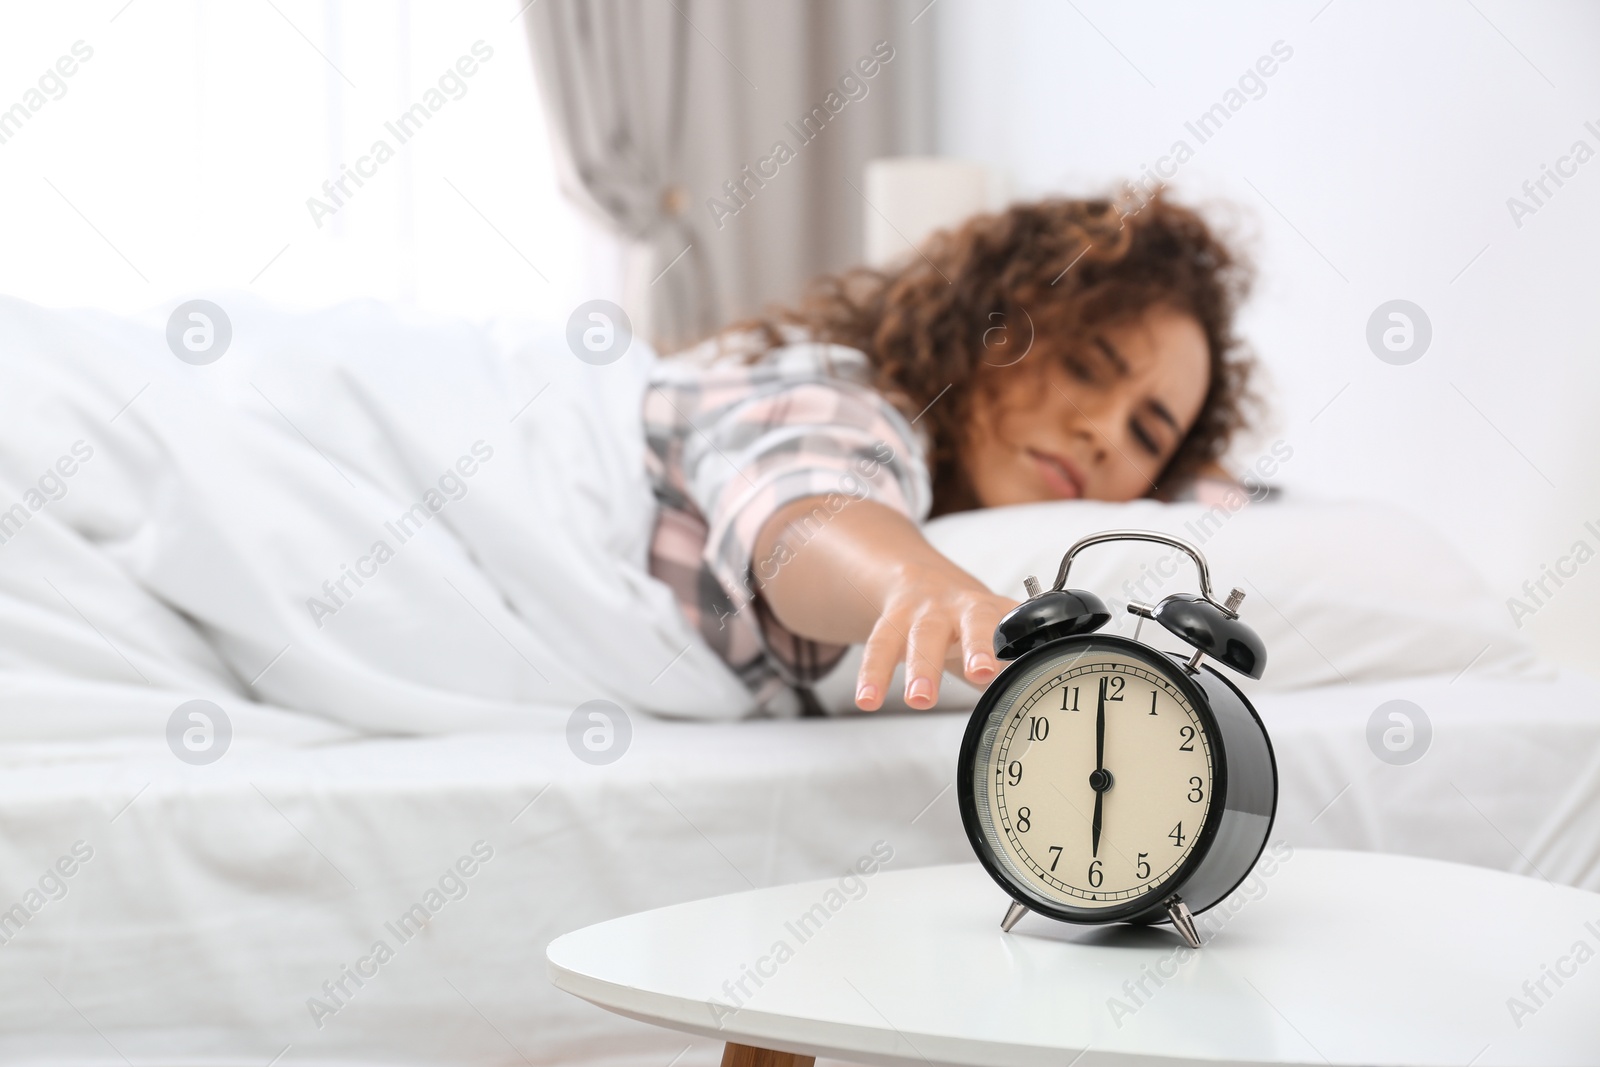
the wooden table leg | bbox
[720,1042,815,1067]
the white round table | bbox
[548,848,1600,1066]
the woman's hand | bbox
[752,495,1018,713]
[854,562,1017,711]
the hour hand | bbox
[1091,676,1108,857]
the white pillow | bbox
[812,498,1543,714]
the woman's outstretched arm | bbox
[753,495,1017,711]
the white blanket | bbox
[0,294,1546,741]
[0,293,760,739]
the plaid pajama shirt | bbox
[643,335,933,713]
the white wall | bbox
[934,0,1600,673]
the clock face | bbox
[968,641,1218,915]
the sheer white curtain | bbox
[0,0,619,321]
[523,0,934,348]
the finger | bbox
[855,612,908,711]
[958,601,1007,685]
[903,610,953,710]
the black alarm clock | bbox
[956,530,1277,949]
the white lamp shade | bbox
[862,157,996,268]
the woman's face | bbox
[960,305,1211,505]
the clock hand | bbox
[1092,676,1106,857]
[1096,676,1106,774]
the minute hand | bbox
[1092,676,1105,857]
[1096,676,1106,773]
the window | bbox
[0,1,619,321]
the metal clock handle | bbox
[1050,529,1224,611]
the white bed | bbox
[1,294,1593,1066]
[2,668,1597,1067]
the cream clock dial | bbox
[983,651,1214,910]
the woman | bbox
[645,192,1256,717]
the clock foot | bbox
[1166,898,1202,949]
[1000,901,1029,932]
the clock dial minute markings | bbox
[988,654,1221,908]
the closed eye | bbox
[1130,419,1161,456]
[1067,337,1125,385]
[1066,356,1097,383]
[1143,399,1181,458]
[1093,337,1128,374]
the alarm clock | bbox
[956,530,1277,949]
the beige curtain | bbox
[523,0,934,349]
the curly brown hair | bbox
[701,191,1258,517]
